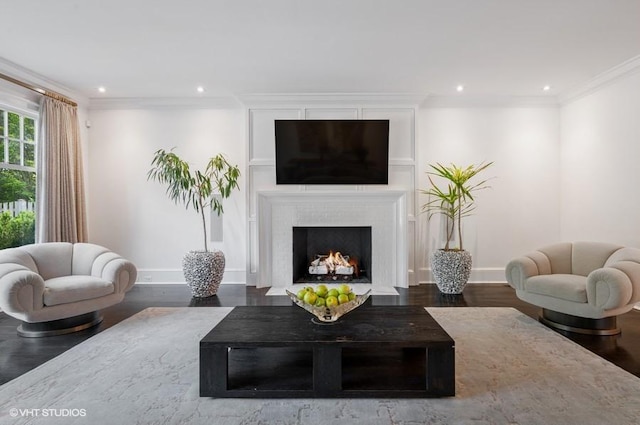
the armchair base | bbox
[539,309,620,336]
[17,311,103,338]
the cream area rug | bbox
[1,307,639,425]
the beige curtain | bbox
[36,98,87,243]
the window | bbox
[0,106,38,249]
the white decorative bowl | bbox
[285,289,371,323]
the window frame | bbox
[0,104,38,173]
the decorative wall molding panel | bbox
[246,101,418,287]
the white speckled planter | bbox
[182,250,225,298]
[431,249,472,294]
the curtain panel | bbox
[36,98,87,243]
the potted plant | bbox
[148,148,240,297]
[420,162,492,294]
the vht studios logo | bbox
[9,408,87,417]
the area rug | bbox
[1,307,639,425]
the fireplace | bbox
[292,226,372,283]
[255,190,408,290]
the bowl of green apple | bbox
[286,284,371,323]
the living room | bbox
[1,1,640,423]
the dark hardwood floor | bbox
[1,283,639,385]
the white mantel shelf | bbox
[256,190,408,290]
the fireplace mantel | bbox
[256,190,408,290]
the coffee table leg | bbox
[200,345,228,397]
[313,346,342,396]
[426,345,455,396]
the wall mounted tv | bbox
[274,119,390,185]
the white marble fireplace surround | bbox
[257,191,408,291]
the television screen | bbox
[274,119,389,185]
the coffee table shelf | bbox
[200,305,455,398]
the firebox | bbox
[292,226,372,283]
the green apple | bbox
[303,291,317,305]
[338,284,351,295]
[348,292,356,301]
[315,284,328,298]
[305,286,314,292]
[337,294,349,304]
[325,295,339,308]
[296,289,307,300]
[327,289,339,298]
[314,297,326,307]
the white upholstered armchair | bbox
[0,242,137,337]
[506,241,640,335]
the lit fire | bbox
[309,251,359,277]
[325,251,349,271]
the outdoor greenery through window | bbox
[0,106,37,249]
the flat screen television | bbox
[274,119,389,185]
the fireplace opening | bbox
[292,226,372,284]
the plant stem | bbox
[200,207,208,252]
[445,218,454,250]
[457,194,463,251]
[197,192,208,252]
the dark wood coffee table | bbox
[200,304,454,398]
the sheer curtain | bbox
[36,97,87,243]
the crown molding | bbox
[0,56,88,107]
[237,93,427,108]
[89,96,244,110]
[558,55,640,105]
[421,95,559,108]
[0,80,40,113]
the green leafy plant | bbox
[148,148,240,252]
[420,162,493,251]
[0,211,35,249]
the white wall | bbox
[560,71,640,247]
[417,105,561,282]
[86,102,563,286]
[86,108,246,283]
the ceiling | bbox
[1,0,639,101]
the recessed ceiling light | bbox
[197,86,205,93]
[543,85,551,92]
[97,86,106,93]
[456,85,464,92]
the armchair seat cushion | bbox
[44,276,114,307]
[526,274,587,303]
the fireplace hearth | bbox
[292,226,372,284]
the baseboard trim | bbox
[130,267,508,286]
[135,269,246,284]
[418,267,506,285]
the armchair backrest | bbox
[19,243,73,280]
[572,242,622,276]
[538,242,572,274]
[72,243,110,276]
[536,242,625,276]
[1,243,125,281]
